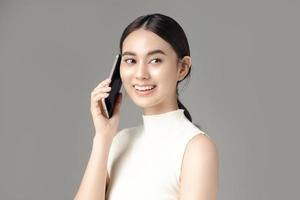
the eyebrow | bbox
[121,49,166,57]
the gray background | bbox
[1,0,299,199]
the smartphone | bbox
[100,54,122,118]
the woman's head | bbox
[119,13,193,121]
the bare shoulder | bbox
[186,133,218,157]
[181,133,219,174]
[179,133,219,199]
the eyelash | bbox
[123,58,162,64]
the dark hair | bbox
[119,13,194,123]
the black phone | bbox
[101,54,122,118]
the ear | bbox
[177,56,192,81]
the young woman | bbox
[75,13,219,200]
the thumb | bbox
[112,92,123,118]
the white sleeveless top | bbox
[106,109,208,200]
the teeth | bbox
[134,85,155,91]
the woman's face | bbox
[120,28,189,115]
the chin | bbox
[134,101,157,108]
[127,91,161,109]
[131,97,159,108]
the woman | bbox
[75,13,219,200]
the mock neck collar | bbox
[141,109,186,137]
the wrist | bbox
[93,134,113,148]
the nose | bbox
[135,61,150,80]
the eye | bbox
[150,58,162,64]
[123,58,136,65]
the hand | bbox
[90,78,123,139]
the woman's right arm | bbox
[74,78,123,200]
[74,135,112,200]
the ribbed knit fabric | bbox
[106,109,208,200]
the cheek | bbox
[160,77,178,93]
[153,67,178,87]
[120,66,130,80]
[148,73,176,98]
[120,67,133,89]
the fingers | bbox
[90,78,112,115]
[92,86,111,96]
[91,79,112,99]
[94,78,111,90]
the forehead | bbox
[122,29,175,56]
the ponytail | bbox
[177,98,192,122]
[177,98,202,130]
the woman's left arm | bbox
[179,134,219,200]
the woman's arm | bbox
[74,135,113,200]
[179,133,219,200]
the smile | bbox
[133,85,157,96]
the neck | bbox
[142,99,179,116]
[141,108,186,138]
